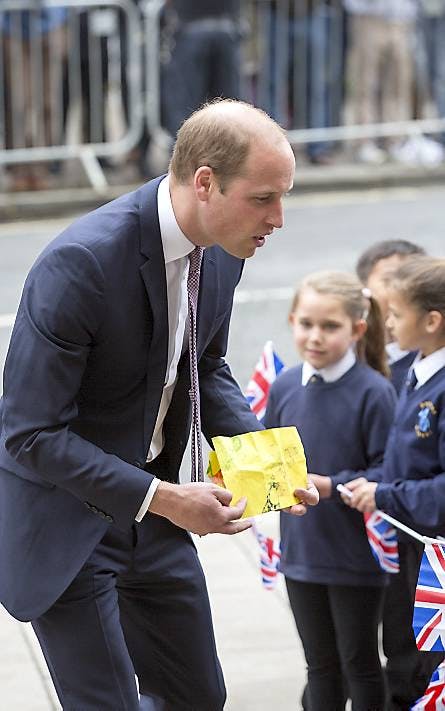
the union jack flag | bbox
[411,661,445,710]
[364,511,399,574]
[252,524,281,590]
[245,341,285,421]
[413,542,445,652]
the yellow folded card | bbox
[207,426,308,518]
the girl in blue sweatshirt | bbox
[264,271,397,711]
[345,257,445,709]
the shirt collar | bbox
[411,346,445,388]
[157,176,196,263]
[302,348,356,386]
[386,341,411,365]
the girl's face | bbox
[386,290,429,353]
[290,287,364,370]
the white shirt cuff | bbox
[135,477,161,522]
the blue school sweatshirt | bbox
[264,362,397,586]
[375,366,445,536]
[389,351,417,395]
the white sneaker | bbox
[356,141,387,165]
[389,136,444,166]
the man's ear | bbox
[352,319,368,342]
[425,310,444,335]
[194,167,213,202]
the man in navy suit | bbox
[0,99,317,710]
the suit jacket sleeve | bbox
[3,244,152,530]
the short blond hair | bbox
[169,98,287,191]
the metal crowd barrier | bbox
[1,0,445,192]
[0,0,144,191]
[144,0,445,159]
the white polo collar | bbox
[302,348,356,386]
[410,346,445,388]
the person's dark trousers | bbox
[382,538,445,710]
[161,20,241,137]
[31,515,226,711]
[286,578,386,711]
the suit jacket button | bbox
[134,460,144,468]
[105,515,114,523]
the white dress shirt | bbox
[409,346,445,389]
[135,176,196,522]
[301,348,356,386]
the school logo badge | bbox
[415,401,437,439]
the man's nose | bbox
[268,200,283,229]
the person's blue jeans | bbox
[258,4,342,159]
[162,20,241,137]
[420,13,445,144]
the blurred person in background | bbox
[418,0,445,146]
[161,0,242,140]
[1,4,68,190]
[343,0,417,164]
[258,0,343,165]
[356,239,426,393]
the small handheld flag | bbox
[410,661,445,710]
[413,541,445,652]
[336,484,399,574]
[245,341,285,421]
[364,511,399,574]
[251,523,281,591]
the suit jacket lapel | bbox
[136,178,220,454]
[138,178,169,455]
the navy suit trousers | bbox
[32,515,226,711]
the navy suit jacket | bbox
[0,177,261,621]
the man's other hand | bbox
[149,481,251,536]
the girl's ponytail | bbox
[356,295,389,377]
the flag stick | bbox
[336,484,425,544]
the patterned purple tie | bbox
[188,246,204,482]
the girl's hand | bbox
[342,478,378,513]
[309,473,332,499]
[285,477,319,516]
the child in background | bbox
[265,271,397,711]
[345,257,445,709]
[356,238,426,393]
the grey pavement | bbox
[2,160,445,222]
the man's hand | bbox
[284,476,319,516]
[148,481,251,536]
[308,473,332,499]
[341,477,378,513]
